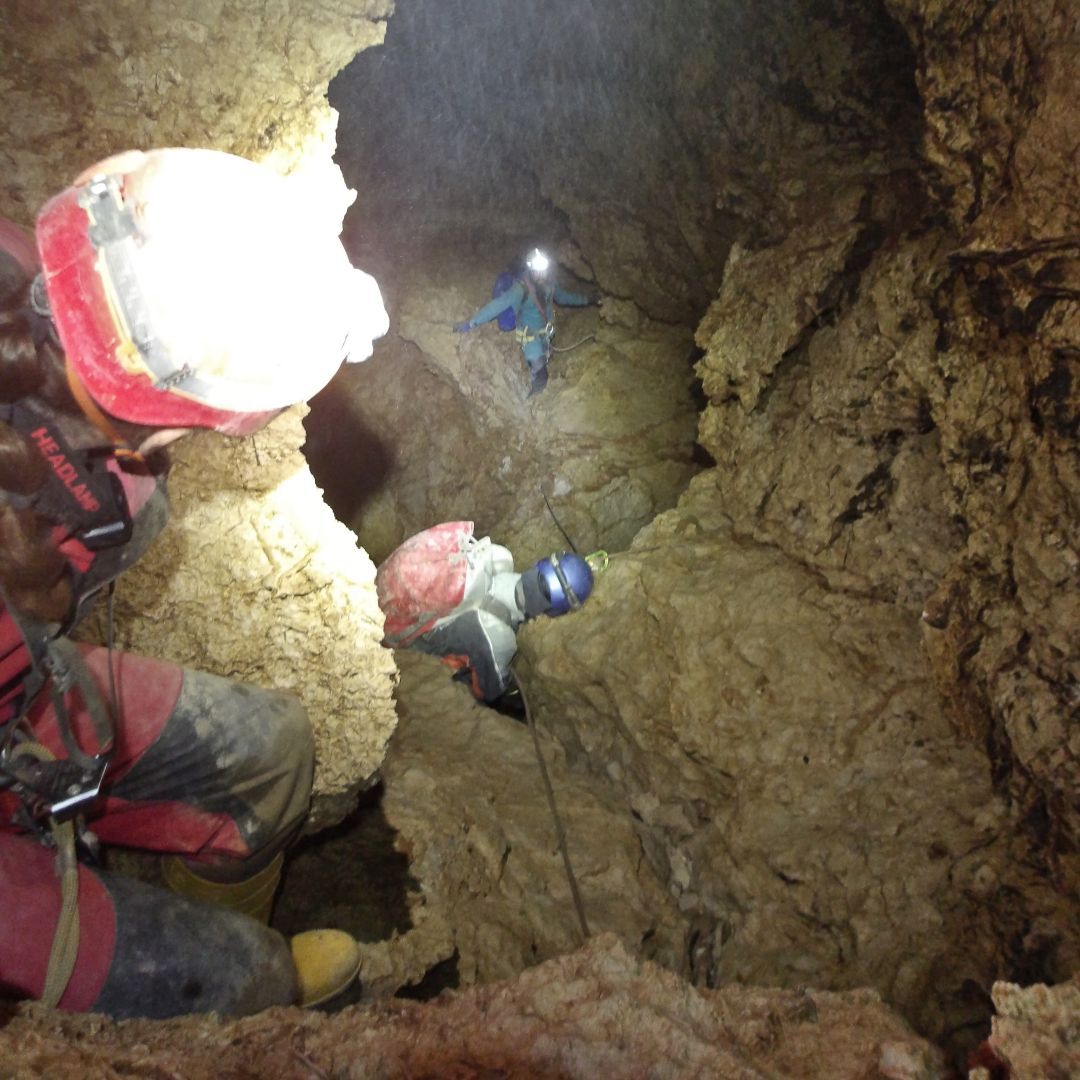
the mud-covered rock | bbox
[0,935,950,1079]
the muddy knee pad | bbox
[111,670,315,864]
[91,872,297,1019]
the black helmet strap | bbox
[549,552,581,611]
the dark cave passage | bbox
[291,0,1080,1065]
[302,0,925,565]
[274,783,418,946]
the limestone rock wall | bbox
[985,974,1080,1077]
[689,0,1079,907]
[339,651,687,998]
[332,0,922,326]
[507,0,1080,1049]
[1,0,1076,1065]
[1,0,390,225]
[517,508,1051,1042]
[292,0,1077,1054]
[883,0,1080,912]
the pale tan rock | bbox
[78,408,398,823]
[316,258,701,565]
[515,514,1033,1040]
[0,0,1077,1067]
[1,1,400,821]
[987,975,1080,1078]
[0,0,390,222]
[356,649,686,997]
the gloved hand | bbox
[453,321,472,334]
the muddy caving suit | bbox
[0,397,311,1017]
[376,522,525,702]
[464,277,591,395]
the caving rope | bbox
[519,489,610,939]
[539,484,610,574]
[540,485,577,553]
[551,333,595,354]
[512,667,590,942]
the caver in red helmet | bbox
[35,148,388,437]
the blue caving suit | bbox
[463,275,591,394]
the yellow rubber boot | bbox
[290,930,362,1007]
[162,851,284,924]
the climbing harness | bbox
[9,740,82,1008]
[513,668,590,942]
[0,596,115,820]
[514,323,554,347]
[0,577,119,1007]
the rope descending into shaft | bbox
[540,485,578,553]
[514,671,590,942]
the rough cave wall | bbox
[268,0,1078,1053]
[331,0,740,324]
[0,0,399,812]
[309,280,703,566]
[0,936,960,1079]
[494,0,1079,1048]
[319,0,926,564]
[884,0,1079,904]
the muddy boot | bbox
[527,364,549,398]
[163,853,361,1008]
[91,871,297,1019]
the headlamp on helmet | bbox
[35,147,388,436]
[525,248,550,276]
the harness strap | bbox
[0,584,114,768]
[64,358,144,464]
[45,637,115,769]
[16,740,81,1008]
[0,586,111,1008]
[521,276,553,323]
[0,578,115,824]
[514,323,554,346]
[382,612,442,649]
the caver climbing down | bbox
[453,248,595,397]
[375,521,594,704]
[0,147,389,1018]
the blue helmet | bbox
[533,551,593,616]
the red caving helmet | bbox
[35,147,388,436]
